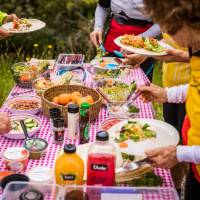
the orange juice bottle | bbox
[55,144,84,185]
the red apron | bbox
[104,18,153,53]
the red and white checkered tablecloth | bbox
[0,65,176,199]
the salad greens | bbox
[143,37,164,53]
[100,80,137,102]
[115,121,156,143]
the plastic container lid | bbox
[64,144,76,154]
[3,147,29,161]
[27,167,53,183]
[96,131,109,141]
[20,189,43,200]
[68,104,79,113]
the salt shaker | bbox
[67,104,79,140]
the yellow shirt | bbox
[162,33,191,87]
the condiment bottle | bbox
[87,131,116,186]
[52,117,64,144]
[49,108,61,134]
[55,144,84,185]
[67,104,79,140]
[80,102,90,144]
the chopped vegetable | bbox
[115,121,156,144]
[119,142,128,148]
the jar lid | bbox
[49,108,61,118]
[27,167,53,183]
[53,117,64,128]
[64,144,76,154]
[20,189,43,200]
[68,104,79,113]
[96,131,109,141]
[3,147,29,161]
[80,102,90,109]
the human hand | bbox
[90,30,103,47]
[123,53,147,67]
[0,28,10,38]
[136,84,167,103]
[153,49,190,63]
[145,145,178,169]
[0,112,11,134]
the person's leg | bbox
[185,168,200,200]
[140,58,155,82]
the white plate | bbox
[6,96,41,115]
[4,114,41,140]
[2,19,46,34]
[108,118,180,156]
[114,36,174,56]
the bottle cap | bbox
[64,144,76,154]
[68,104,79,113]
[80,102,90,109]
[96,131,109,141]
[53,117,64,128]
[49,108,61,118]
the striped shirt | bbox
[94,0,161,37]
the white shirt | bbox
[94,0,161,37]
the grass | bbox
[0,55,164,120]
[0,55,15,106]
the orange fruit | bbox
[58,93,71,105]
[71,91,82,103]
[86,95,94,104]
[53,96,59,104]
[77,97,88,106]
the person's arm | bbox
[139,24,161,38]
[177,146,200,164]
[90,4,110,47]
[94,4,110,31]
[0,11,8,26]
[165,84,189,103]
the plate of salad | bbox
[114,34,174,56]
[108,118,179,156]
[2,18,46,34]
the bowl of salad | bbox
[10,62,40,88]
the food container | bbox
[27,167,53,184]
[6,96,41,115]
[41,85,102,122]
[10,62,40,88]
[1,174,29,190]
[24,138,48,160]
[107,102,139,119]
[3,147,29,172]
[32,78,54,97]
[55,54,85,70]
[4,114,41,140]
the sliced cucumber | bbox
[24,118,33,123]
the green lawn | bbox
[0,55,15,106]
[0,56,164,120]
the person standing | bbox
[90,0,161,81]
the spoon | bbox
[113,50,125,58]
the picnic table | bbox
[0,64,176,199]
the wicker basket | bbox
[41,85,102,121]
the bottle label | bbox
[84,123,89,140]
[54,130,64,142]
[91,164,108,171]
[60,173,76,184]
